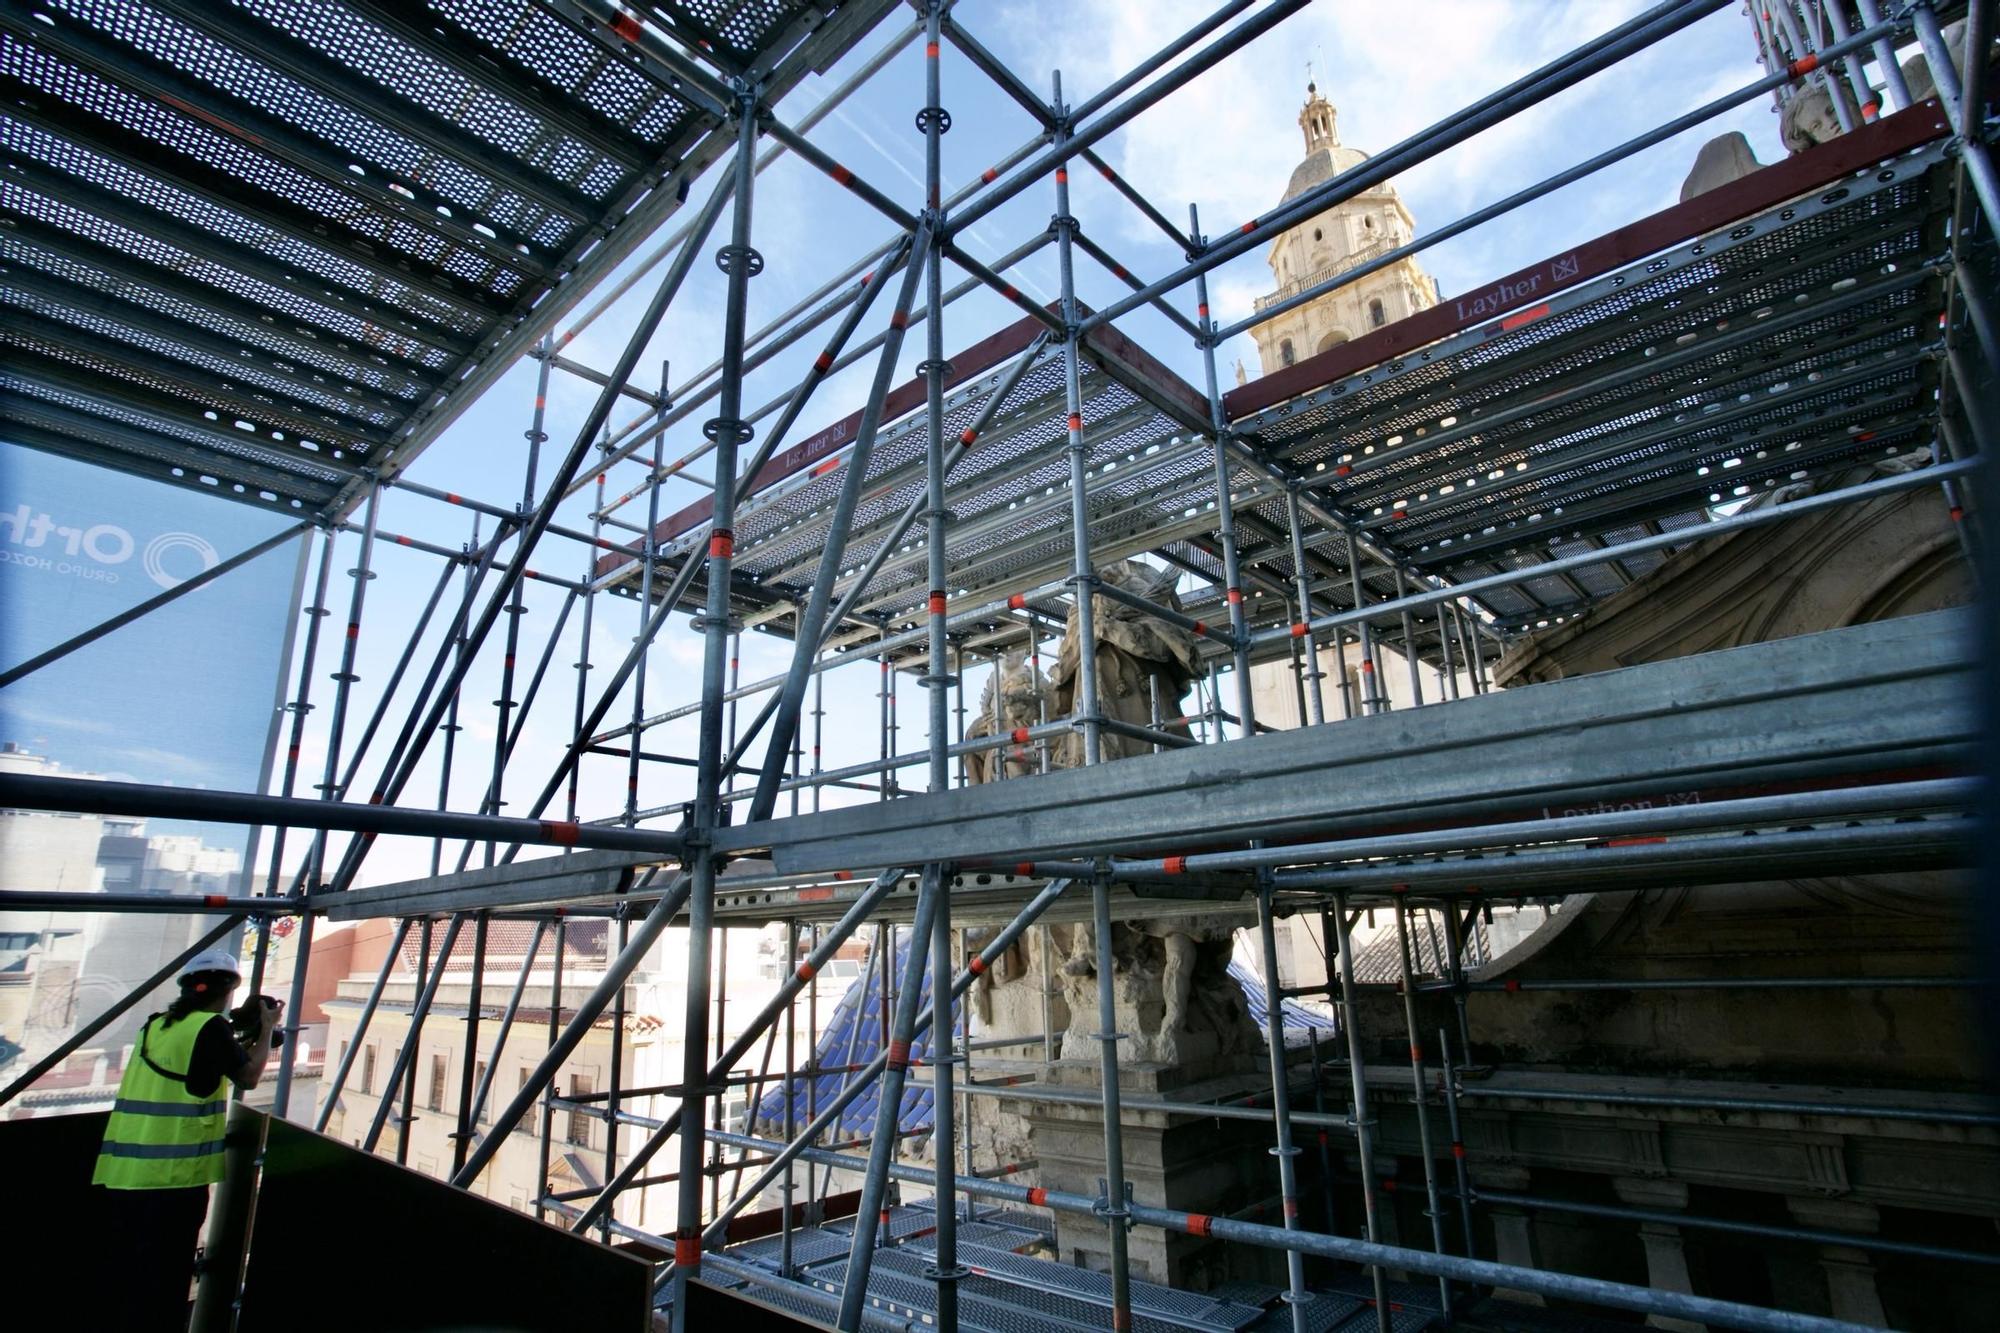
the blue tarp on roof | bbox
[753,936,1334,1136]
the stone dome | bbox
[1282,143,1371,204]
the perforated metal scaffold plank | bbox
[0,0,897,517]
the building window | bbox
[1279,339,1295,367]
[360,1044,376,1095]
[473,1060,488,1118]
[427,1054,447,1112]
[1364,215,1375,230]
[566,1073,594,1147]
[1313,227,1322,242]
[1369,298,1387,328]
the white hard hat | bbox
[177,947,243,983]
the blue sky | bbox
[8,1,1897,888]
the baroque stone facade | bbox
[1246,84,1439,378]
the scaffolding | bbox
[0,2,1992,1332]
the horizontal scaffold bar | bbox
[0,774,686,861]
[716,608,1976,873]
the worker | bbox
[92,946,281,1330]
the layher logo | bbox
[0,501,219,590]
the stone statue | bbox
[960,562,1257,1075]
[963,649,1051,784]
[1048,560,1205,766]
[1048,915,1254,1070]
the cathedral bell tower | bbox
[1249,83,1440,377]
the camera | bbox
[228,995,285,1049]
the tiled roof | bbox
[397,918,608,974]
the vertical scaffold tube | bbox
[919,14,960,1323]
[781,917,799,1276]
[1054,75,1103,767]
[1256,888,1310,1331]
[451,912,488,1176]
[1438,1027,1479,1264]
[487,337,551,866]
[1348,533,1383,714]
[672,101,762,1328]
[626,362,669,827]
[1394,904,1453,1318]
[1191,203,1256,735]
[1396,570,1425,707]
[1284,485,1327,725]
[1329,899,1392,1332]
[1090,867,1135,1332]
[534,916,565,1223]
[268,530,335,1116]
[306,485,379,898]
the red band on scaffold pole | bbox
[886,1040,911,1071]
[961,428,978,445]
[830,163,855,187]
[1789,53,1818,77]
[1011,727,1031,744]
[611,12,641,42]
[674,1235,700,1266]
[1291,622,1308,638]
[928,592,948,615]
[1192,620,1207,637]
[813,352,833,373]
[968,955,986,975]
[1186,1212,1214,1237]
[1067,413,1082,432]
[1026,1187,1048,1207]
[925,41,940,57]
[1007,593,1026,610]
[890,310,909,329]
[1163,855,1188,875]
[540,821,580,846]
[835,869,854,881]
[709,530,734,559]
[205,895,228,907]
[1054,167,1068,185]
[981,167,998,183]
[796,961,816,981]
[1015,862,1035,877]
[1226,587,1242,605]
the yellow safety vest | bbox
[92,1011,229,1190]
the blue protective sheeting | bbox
[754,936,1332,1135]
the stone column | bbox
[1473,1164,1543,1306]
[1787,1198,1889,1328]
[1613,1178,1703,1333]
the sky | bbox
[5,0,1885,890]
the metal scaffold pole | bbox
[1328,897,1392,1332]
[671,93,763,1327]
[918,7,963,1325]
[1255,888,1310,1331]
[1394,903,1454,1317]
[263,529,334,1116]
[1191,203,1257,737]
